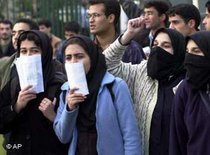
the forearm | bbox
[103,38,127,75]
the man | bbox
[0,20,14,58]
[56,21,81,63]
[203,1,210,30]
[167,3,201,37]
[142,0,170,57]
[38,19,62,58]
[63,21,81,40]
[88,0,145,64]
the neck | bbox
[95,27,116,50]
[0,38,11,46]
[151,24,165,36]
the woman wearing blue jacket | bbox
[53,35,141,155]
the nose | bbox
[71,56,78,63]
[169,23,174,29]
[203,18,207,25]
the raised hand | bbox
[39,97,57,122]
[66,88,86,111]
[15,85,37,113]
[121,16,145,45]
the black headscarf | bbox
[147,28,186,80]
[185,31,210,90]
[63,35,107,131]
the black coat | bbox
[0,30,68,155]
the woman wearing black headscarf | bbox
[0,30,68,155]
[103,17,186,155]
[54,35,141,155]
[170,31,210,155]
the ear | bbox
[107,14,115,24]
[187,19,196,29]
[160,14,166,23]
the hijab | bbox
[63,35,107,131]
[147,28,186,81]
[185,31,210,90]
[14,30,65,100]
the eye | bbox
[65,55,72,61]
[31,49,41,54]
[20,49,27,54]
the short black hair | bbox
[38,19,52,28]
[206,1,210,13]
[64,21,81,34]
[15,18,39,30]
[167,4,201,30]
[0,19,13,29]
[88,0,121,26]
[144,0,171,25]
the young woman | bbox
[0,30,68,155]
[103,17,186,155]
[53,35,141,155]
[170,31,210,155]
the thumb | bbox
[52,97,57,106]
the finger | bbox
[69,88,78,95]
[52,98,57,106]
[22,85,33,91]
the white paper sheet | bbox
[65,62,89,95]
[15,54,44,93]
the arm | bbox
[103,17,145,94]
[53,88,85,144]
[114,79,141,155]
[0,84,36,133]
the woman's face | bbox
[152,32,174,54]
[19,39,41,56]
[186,39,204,56]
[65,44,91,74]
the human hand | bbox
[15,85,37,113]
[121,16,145,45]
[66,88,86,111]
[39,98,56,122]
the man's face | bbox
[203,8,210,30]
[169,14,191,37]
[64,31,77,40]
[39,25,51,35]
[0,23,12,41]
[144,7,163,30]
[12,23,30,50]
[88,3,111,35]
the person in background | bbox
[0,18,39,91]
[167,3,201,37]
[103,17,186,155]
[141,0,171,58]
[0,20,14,58]
[203,1,210,30]
[38,19,62,58]
[56,21,81,63]
[88,0,145,64]
[54,35,141,155]
[170,31,210,155]
[0,30,68,155]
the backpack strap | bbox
[62,90,67,103]
[106,81,115,103]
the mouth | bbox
[89,25,96,30]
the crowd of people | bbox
[0,0,210,155]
